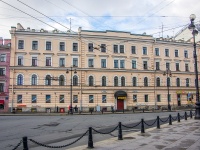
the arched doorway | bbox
[114,91,127,110]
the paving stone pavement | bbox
[68,118,200,150]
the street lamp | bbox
[188,14,200,119]
[163,68,172,111]
[66,66,77,114]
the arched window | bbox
[89,76,94,86]
[121,76,125,86]
[102,76,106,86]
[167,77,170,87]
[132,77,137,86]
[156,77,160,87]
[31,74,37,85]
[59,75,65,86]
[73,75,78,86]
[17,74,23,85]
[176,78,180,87]
[114,76,118,86]
[45,75,51,85]
[144,77,148,86]
[186,78,189,87]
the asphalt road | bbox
[0,111,192,150]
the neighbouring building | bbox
[8,23,200,113]
[0,39,11,112]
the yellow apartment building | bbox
[8,23,200,113]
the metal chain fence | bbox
[171,116,178,121]
[92,125,118,134]
[143,119,157,126]
[12,140,22,150]
[159,117,169,123]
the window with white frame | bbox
[18,40,24,49]
[131,46,136,54]
[186,78,190,87]
[46,57,51,66]
[32,57,37,66]
[73,43,78,51]
[60,95,64,103]
[89,95,94,103]
[185,63,189,71]
[120,60,125,68]
[46,41,51,50]
[59,58,65,67]
[73,95,78,103]
[184,50,188,58]
[156,77,160,86]
[132,60,136,69]
[0,68,5,76]
[45,75,51,85]
[46,95,51,103]
[102,76,106,86]
[73,58,78,67]
[0,54,6,62]
[101,59,106,68]
[133,95,137,102]
[18,56,23,66]
[156,62,160,70]
[144,77,148,86]
[31,74,37,85]
[89,76,94,86]
[59,42,65,51]
[32,41,38,50]
[88,43,93,52]
[143,47,147,55]
[88,59,94,67]
[143,61,148,69]
[176,78,180,87]
[157,94,161,102]
[73,75,78,86]
[17,95,22,103]
[32,95,37,103]
[102,95,106,103]
[155,48,159,56]
[132,77,137,86]
[166,62,170,70]
[121,76,125,86]
[114,76,118,86]
[101,44,106,52]
[119,45,124,53]
[17,74,23,85]
[0,83,4,92]
[175,50,179,57]
[113,45,118,53]
[176,62,180,71]
[59,75,65,86]
[144,94,148,102]
[114,60,118,68]
[165,49,169,57]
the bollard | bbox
[190,110,193,118]
[157,116,160,129]
[118,122,123,140]
[88,127,94,148]
[23,136,28,150]
[185,112,187,120]
[141,119,145,133]
[178,113,180,122]
[169,115,172,125]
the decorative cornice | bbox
[29,52,40,55]
[15,52,27,55]
[57,53,68,56]
[86,54,96,57]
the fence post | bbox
[157,116,160,129]
[178,113,180,122]
[88,127,94,148]
[169,115,172,125]
[185,112,187,120]
[118,122,123,140]
[190,110,193,118]
[141,119,145,133]
[23,136,28,150]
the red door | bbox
[117,100,124,110]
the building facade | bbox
[9,23,200,113]
[0,39,11,112]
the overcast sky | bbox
[0,0,200,39]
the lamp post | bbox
[163,68,172,111]
[66,66,77,114]
[188,14,200,119]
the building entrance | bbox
[177,94,181,106]
[114,90,127,110]
[117,99,124,110]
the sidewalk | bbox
[68,118,200,150]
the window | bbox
[59,58,65,67]
[45,75,51,85]
[32,57,37,66]
[31,74,37,85]
[88,43,93,52]
[46,57,51,66]
[121,76,125,86]
[18,40,24,49]
[46,95,51,103]
[156,62,160,70]
[156,77,160,86]
[175,50,179,57]
[168,94,171,102]
[32,41,38,50]
[133,95,137,102]
[131,46,136,54]
[113,45,118,53]
[60,95,64,103]
[166,62,170,70]
[176,78,180,87]
[120,60,125,68]
[17,95,22,103]
[32,95,37,103]
[114,76,118,86]
[119,45,124,53]
[155,48,159,56]
[18,56,23,65]
[144,95,148,102]
[17,74,23,85]
[101,44,106,52]
[59,42,65,51]
[46,41,51,50]
[88,59,94,67]
[143,61,148,69]
[184,50,188,58]
[157,95,161,102]
[89,95,94,103]
[132,77,137,86]
[102,76,106,86]
[167,77,170,87]
[89,76,94,86]
[132,60,136,69]
[73,75,78,86]
[114,60,118,68]
[59,75,65,86]
[185,64,189,71]
[176,63,180,71]
[0,83,4,92]
[73,58,78,67]
[101,59,106,68]
[186,78,190,87]
[144,77,148,86]
[73,43,78,51]
[143,47,147,55]
[73,95,78,103]
[165,49,169,57]
[102,95,106,103]
[0,54,6,62]
[0,68,5,76]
